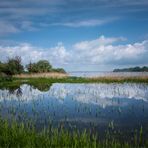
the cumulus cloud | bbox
[0,36,148,70]
[0,42,70,67]
[72,36,148,65]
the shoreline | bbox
[1,75,148,90]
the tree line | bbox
[113,66,148,72]
[0,56,66,76]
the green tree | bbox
[0,61,6,73]
[5,56,24,75]
[52,68,66,73]
[36,60,52,72]
[26,60,52,73]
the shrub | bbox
[26,60,52,73]
[52,68,66,73]
[0,56,24,75]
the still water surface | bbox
[0,83,148,139]
[69,71,148,77]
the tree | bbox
[5,56,24,75]
[26,60,52,73]
[36,60,52,72]
[26,62,35,73]
[52,68,66,73]
[0,61,6,73]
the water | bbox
[69,71,148,77]
[0,83,148,140]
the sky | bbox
[0,0,148,71]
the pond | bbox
[0,83,148,141]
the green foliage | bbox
[52,68,66,73]
[0,74,12,82]
[26,60,67,74]
[0,56,24,75]
[0,118,147,148]
[1,76,148,90]
[113,66,148,72]
[1,57,66,75]
[0,61,6,73]
[37,60,52,72]
[26,60,52,73]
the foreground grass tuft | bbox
[0,118,147,148]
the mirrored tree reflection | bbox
[16,87,22,97]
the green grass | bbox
[0,76,148,90]
[22,76,148,83]
[0,118,147,148]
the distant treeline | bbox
[0,56,66,76]
[113,66,148,72]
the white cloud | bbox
[71,36,148,65]
[47,42,70,65]
[0,36,148,70]
[74,35,125,50]
[0,42,70,67]
[52,18,116,27]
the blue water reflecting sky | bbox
[0,83,148,138]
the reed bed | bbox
[0,118,147,148]
[1,76,148,90]
[89,76,148,83]
[13,74,148,83]
[14,72,68,78]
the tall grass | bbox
[1,76,148,90]
[14,72,68,78]
[13,75,148,83]
[0,118,147,148]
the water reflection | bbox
[1,83,148,106]
[0,83,148,138]
[49,83,148,107]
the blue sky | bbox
[0,0,148,71]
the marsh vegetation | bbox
[0,56,66,77]
[0,57,148,147]
[0,82,148,147]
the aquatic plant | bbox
[0,118,147,148]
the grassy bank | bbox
[0,76,148,90]
[13,74,148,84]
[0,118,147,148]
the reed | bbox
[0,118,147,148]
[1,76,148,90]
[89,76,148,83]
[14,72,68,78]
[13,74,148,83]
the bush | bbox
[0,57,66,76]
[52,68,66,73]
[0,56,24,75]
[26,60,52,73]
